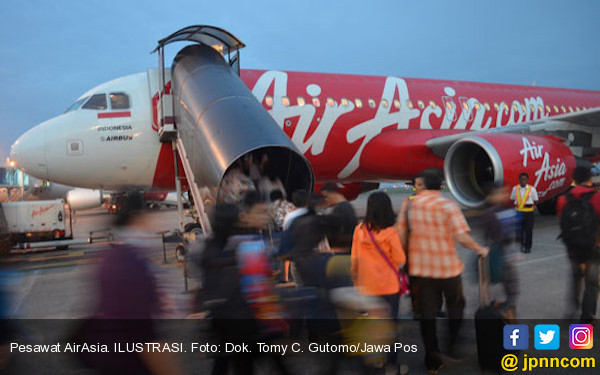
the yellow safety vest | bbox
[516,186,534,212]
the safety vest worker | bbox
[510,172,539,253]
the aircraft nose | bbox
[10,126,48,179]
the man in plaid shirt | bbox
[398,168,488,374]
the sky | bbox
[1,0,599,165]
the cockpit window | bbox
[64,96,89,113]
[82,94,107,110]
[109,93,130,109]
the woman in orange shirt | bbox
[351,191,406,319]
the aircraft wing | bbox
[426,107,600,158]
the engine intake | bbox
[444,134,575,208]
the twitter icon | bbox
[535,324,560,350]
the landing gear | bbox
[184,222,203,235]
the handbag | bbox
[366,227,409,296]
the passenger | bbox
[268,190,295,232]
[351,191,405,370]
[219,162,256,204]
[242,153,261,183]
[409,172,426,199]
[282,190,310,230]
[397,168,488,374]
[0,240,16,370]
[279,190,310,282]
[510,172,539,253]
[320,183,358,253]
[351,191,405,317]
[481,183,520,314]
[284,209,346,372]
[556,166,600,323]
[202,193,289,375]
[74,190,183,375]
[258,162,286,203]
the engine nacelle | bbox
[66,188,103,210]
[444,134,575,208]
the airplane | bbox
[9,25,600,227]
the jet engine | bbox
[444,133,575,208]
[66,188,103,211]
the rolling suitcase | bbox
[474,255,513,371]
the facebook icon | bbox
[503,325,529,350]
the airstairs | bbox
[152,26,314,235]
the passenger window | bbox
[368,99,376,108]
[312,97,320,107]
[82,94,107,110]
[484,103,490,111]
[430,100,437,108]
[109,93,130,110]
[406,100,413,109]
[474,102,481,111]
[297,97,306,107]
[553,105,559,113]
[494,103,500,111]
[265,96,274,107]
[568,106,573,112]
[282,96,290,106]
[393,99,401,109]
[417,100,425,109]
[327,97,335,107]
[341,98,349,107]
[381,99,389,108]
[561,106,566,113]
[576,106,580,112]
[355,98,363,108]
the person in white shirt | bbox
[510,172,539,253]
[283,190,310,230]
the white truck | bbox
[0,199,72,250]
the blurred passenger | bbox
[351,191,405,370]
[397,168,488,374]
[320,183,358,253]
[75,191,182,375]
[268,190,295,232]
[258,162,286,202]
[0,241,16,370]
[202,193,289,375]
[482,183,520,314]
[278,190,310,282]
[219,162,256,204]
[242,153,261,183]
[282,190,310,230]
[556,166,600,323]
[510,172,539,253]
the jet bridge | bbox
[154,26,314,234]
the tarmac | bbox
[2,191,598,374]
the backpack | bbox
[278,213,326,258]
[559,191,598,260]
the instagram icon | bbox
[569,325,593,349]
